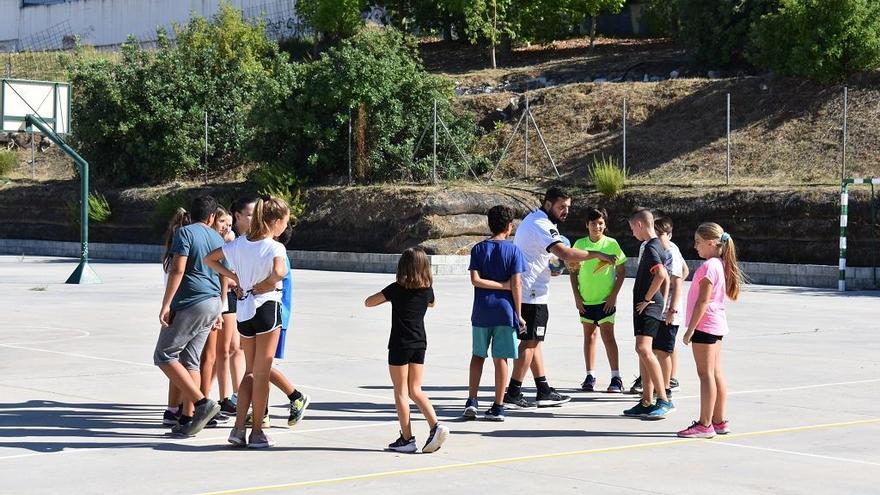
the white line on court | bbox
[0,327,90,346]
[713,440,880,467]
[0,343,154,367]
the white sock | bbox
[611,370,621,378]
[587,370,595,377]
[167,405,180,414]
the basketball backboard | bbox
[1,78,70,135]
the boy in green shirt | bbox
[568,207,627,393]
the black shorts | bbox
[238,301,281,338]
[388,348,426,366]
[580,302,616,324]
[519,303,549,342]
[222,290,237,315]
[633,314,663,338]
[692,329,724,344]
[653,323,678,353]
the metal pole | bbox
[524,94,529,177]
[432,99,438,184]
[30,132,35,180]
[488,107,529,180]
[623,98,628,169]
[348,108,352,185]
[842,86,848,181]
[203,111,209,184]
[839,181,849,291]
[726,92,731,185]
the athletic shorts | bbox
[580,302,616,325]
[519,303,549,342]
[222,290,237,315]
[692,329,724,344]
[633,314,663,338]
[238,301,281,338]
[472,326,518,359]
[653,323,678,353]
[153,296,222,371]
[388,348,426,366]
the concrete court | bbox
[1,255,878,495]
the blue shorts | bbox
[472,326,518,359]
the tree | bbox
[566,0,626,48]
[462,0,516,69]
[751,0,880,82]
[296,0,366,42]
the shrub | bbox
[0,150,15,177]
[589,155,626,198]
[751,0,880,82]
[66,192,112,229]
[248,164,307,223]
[150,192,189,235]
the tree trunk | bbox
[490,43,496,69]
[355,103,368,180]
[590,15,598,49]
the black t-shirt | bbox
[633,237,666,321]
[382,282,435,350]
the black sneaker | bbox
[386,432,417,453]
[218,397,237,417]
[669,377,681,392]
[484,404,505,422]
[536,388,571,407]
[206,410,230,428]
[503,392,536,409]
[162,408,180,427]
[581,374,596,392]
[629,376,643,395]
[422,423,450,453]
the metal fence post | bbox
[726,93,731,185]
[842,86,848,181]
[524,94,530,177]
[347,108,353,186]
[432,99,438,184]
[622,97,627,171]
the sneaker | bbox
[170,422,194,437]
[227,428,247,447]
[422,423,450,453]
[247,430,276,449]
[669,377,681,392]
[712,420,730,435]
[484,404,505,422]
[178,399,221,436]
[643,399,674,420]
[666,388,673,399]
[461,398,479,420]
[629,376,643,395]
[503,392,536,409]
[246,411,271,429]
[162,408,180,427]
[386,432,417,453]
[581,374,596,391]
[219,397,237,417]
[536,388,571,408]
[607,376,624,393]
[678,421,716,438]
[622,401,653,417]
[206,410,230,428]
[288,393,311,427]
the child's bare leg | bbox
[250,329,280,433]
[636,336,666,403]
[671,348,679,382]
[712,343,726,423]
[215,314,236,399]
[234,337,256,430]
[582,323,598,372]
[389,364,412,438]
[529,343,546,378]
[230,330,244,394]
[270,367,296,396]
[693,343,718,426]
[654,350,672,390]
[492,358,508,405]
[199,329,217,398]
[407,363,438,427]
[468,355,485,399]
[511,340,536,383]
[167,382,181,408]
[599,322,619,372]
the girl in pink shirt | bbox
[678,223,743,439]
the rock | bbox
[707,70,721,79]
[593,78,607,84]
[643,74,650,82]
[650,76,661,82]
[670,70,680,79]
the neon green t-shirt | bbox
[572,235,627,305]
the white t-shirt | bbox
[514,209,563,304]
[222,236,288,322]
[662,241,686,326]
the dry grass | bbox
[3,48,119,82]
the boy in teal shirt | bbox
[568,207,627,392]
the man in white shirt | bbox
[504,187,618,408]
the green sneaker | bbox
[288,393,311,427]
[246,410,271,429]
[622,401,653,417]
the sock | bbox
[166,405,180,414]
[178,415,192,425]
[535,376,551,394]
[194,397,208,407]
[289,390,303,401]
[611,370,621,378]
[507,379,523,398]
[587,369,596,377]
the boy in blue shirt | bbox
[461,205,526,422]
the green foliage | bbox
[0,150,15,177]
[150,192,189,235]
[589,155,626,198]
[68,3,289,186]
[251,28,478,182]
[751,0,880,82]
[296,0,366,41]
[66,192,112,230]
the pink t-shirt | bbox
[685,257,728,336]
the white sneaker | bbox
[422,423,449,453]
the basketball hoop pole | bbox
[26,114,100,284]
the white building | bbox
[0,0,304,52]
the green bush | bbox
[751,0,880,82]
[150,192,189,235]
[248,164,307,222]
[296,0,365,41]
[589,155,626,198]
[0,150,15,177]
[66,192,112,230]
[68,3,290,186]
[251,28,478,182]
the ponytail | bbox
[247,196,290,241]
[162,208,191,272]
[695,222,744,301]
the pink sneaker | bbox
[713,420,730,434]
[677,421,716,438]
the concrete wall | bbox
[1,0,302,51]
[2,238,878,290]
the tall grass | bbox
[589,155,626,197]
[0,150,15,177]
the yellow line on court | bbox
[195,417,880,495]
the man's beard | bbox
[545,208,565,225]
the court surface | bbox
[1,255,878,494]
